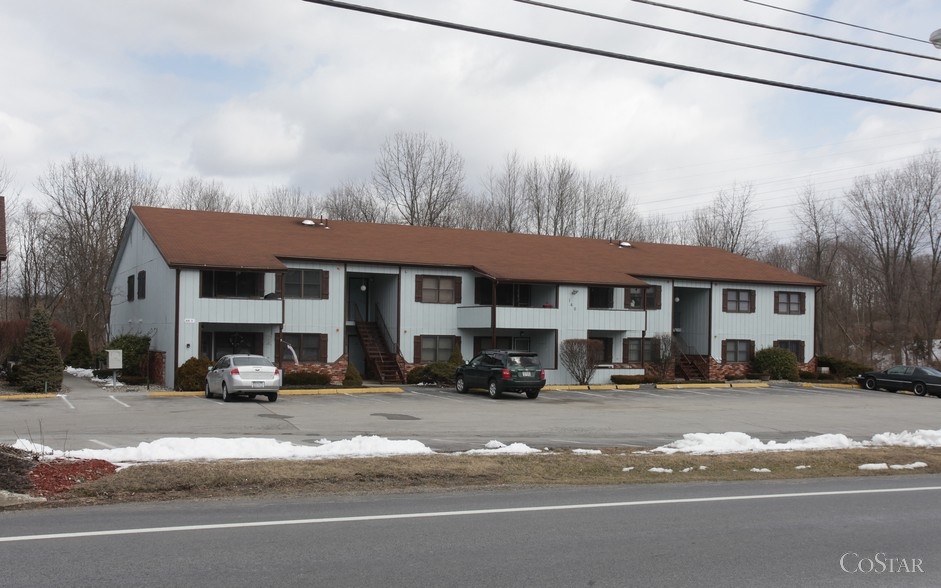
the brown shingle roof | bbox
[130,206,823,287]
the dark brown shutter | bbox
[773,292,781,314]
[454,336,461,359]
[319,334,328,362]
[748,340,755,360]
[127,275,135,302]
[414,336,422,363]
[798,341,805,363]
[622,339,630,361]
[321,271,329,300]
[654,286,662,309]
[799,292,806,315]
[721,289,729,312]
[721,339,728,363]
[454,277,462,304]
[749,290,757,313]
[275,272,283,297]
[415,275,423,302]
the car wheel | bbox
[267,392,278,403]
[914,382,928,396]
[488,380,502,399]
[456,376,467,394]
[221,383,232,403]
[526,390,540,399]
[863,377,877,391]
[205,382,213,399]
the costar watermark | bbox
[840,552,925,574]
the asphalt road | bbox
[1,375,939,452]
[2,476,939,587]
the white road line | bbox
[2,485,939,543]
[109,395,131,408]
[58,395,75,409]
[408,390,466,402]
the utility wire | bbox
[629,0,941,62]
[516,0,941,84]
[300,0,941,114]
[743,0,931,45]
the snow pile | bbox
[650,429,941,455]
[463,440,542,455]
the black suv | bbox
[455,350,546,399]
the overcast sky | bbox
[2,0,941,242]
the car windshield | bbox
[232,356,274,367]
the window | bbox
[416,335,456,364]
[473,336,512,356]
[588,287,614,309]
[281,333,327,363]
[284,269,327,299]
[774,291,805,315]
[626,286,662,310]
[137,271,146,300]
[722,339,754,363]
[590,337,613,364]
[723,289,755,313]
[774,340,805,363]
[201,270,264,298]
[416,275,460,304]
[474,279,531,307]
[127,275,135,302]
[624,338,660,364]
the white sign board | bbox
[106,349,123,370]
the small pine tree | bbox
[342,362,363,387]
[64,330,94,369]
[17,308,64,393]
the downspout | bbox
[490,279,497,348]
[173,268,181,388]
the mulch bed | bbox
[2,444,117,499]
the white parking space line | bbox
[563,390,611,399]
[88,439,118,449]
[58,395,75,409]
[109,395,131,408]
[407,390,467,402]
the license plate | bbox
[252,381,265,388]
[522,371,532,377]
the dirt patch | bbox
[28,459,118,497]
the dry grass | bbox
[53,446,941,506]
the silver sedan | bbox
[205,354,281,402]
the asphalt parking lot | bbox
[3,376,939,453]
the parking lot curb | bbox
[149,387,406,397]
[0,393,58,400]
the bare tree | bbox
[35,155,163,349]
[559,339,603,385]
[321,180,391,223]
[844,166,925,364]
[249,185,318,218]
[632,213,677,244]
[577,174,639,240]
[688,183,767,257]
[171,177,239,212]
[373,131,466,226]
[479,152,529,233]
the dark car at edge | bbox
[455,350,546,399]
[855,365,941,397]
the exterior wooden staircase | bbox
[675,353,709,381]
[356,321,404,384]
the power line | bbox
[516,0,941,84]
[300,0,941,114]
[629,0,941,62]
[742,0,931,45]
